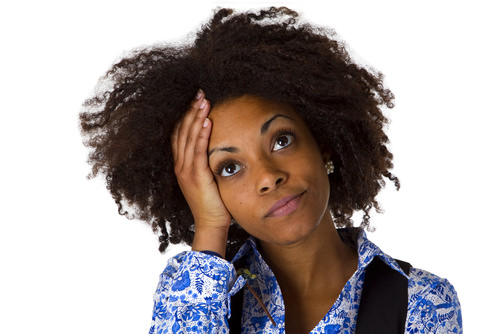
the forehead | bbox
[209,95,297,134]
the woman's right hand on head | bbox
[171,90,231,257]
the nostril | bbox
[275,177,283,185]
[261,186,270,193]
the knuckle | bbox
[189,100,200,112]
[194,141,208,155]
[193,146,204,155]
[186,134,195,147]
[194,108,205,120]
[198,131,208,140]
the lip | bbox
[265,191,305,218]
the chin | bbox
[264,220,320,246]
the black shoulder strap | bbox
[229,256,246,333]
[228,286,243,333]
[355,256,412,334]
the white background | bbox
[1,0,498,332]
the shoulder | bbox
[406,267,463,333]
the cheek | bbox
[218,183,251,218]
[218,182,263,236]
[302,153,330,202]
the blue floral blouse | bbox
[149,230,462,333]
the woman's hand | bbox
[171,90,231,258]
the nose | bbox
[255,161,287,194]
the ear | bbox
[321,151,332,163]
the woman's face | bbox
[208,95,332,246]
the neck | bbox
[258,217,358,296]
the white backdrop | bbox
[1,0,498,332]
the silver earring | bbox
[325,160,334,175]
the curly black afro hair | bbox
[80,7,399,257]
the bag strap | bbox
[228,285,244,333]
[355,256,411,334]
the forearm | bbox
[149,251,236,333]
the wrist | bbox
[192,225,229,259]
[200,250,223,258]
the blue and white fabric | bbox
[149,229,462,333]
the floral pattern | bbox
[149,229,462,333]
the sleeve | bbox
[405,268,463,334]
[149,251,238,334]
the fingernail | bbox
[202,118,209,128]
[196,89,203,100]
[200,99,207,109]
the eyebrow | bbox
[208,113,294,158]
[208,146,239,157]
[260,114,294,135]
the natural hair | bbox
[80,7,399,257]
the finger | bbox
[175,90,205,166]
[193,116,213,174]
[171,120,181,163]
[176,96,203,162]
[183,99,210,169]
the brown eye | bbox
[277,136,289,146]
[272,134,294,151]
[220,163,241,177]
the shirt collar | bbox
[230,228,409,279]
[356,229,410,278]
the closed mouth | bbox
[265,191,305,218]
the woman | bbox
[80,7,462,333]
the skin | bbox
[172,92,358,333]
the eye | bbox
[272,133,294,151]
[219,162,242,177]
